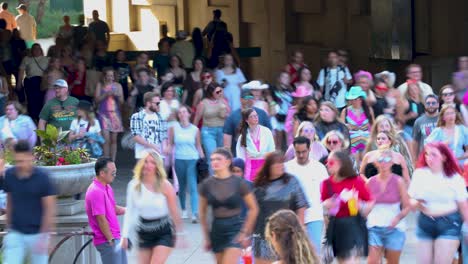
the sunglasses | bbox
[201,75,212,80]
[375,85,388,91]
[302,128,315,133]
[242,95,254,100]
[425,101,437,106]
[442,92,454,97]
[327,139,339,145]
[215,90,223,94]
[377,156,392,163]
[152,101,161,106]
[326,160,335,167]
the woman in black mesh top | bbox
[199,148,259,264]
[252,151,308,264]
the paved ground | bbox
[112,148,418,263]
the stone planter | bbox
[6,161,96,216]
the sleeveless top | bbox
[367,174,400,204]
[133,184,169,219]
[202,99,226,127]
[367,174,405,229]
[173,123,200,160]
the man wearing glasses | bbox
[38,79,79,131]
[130,91,168,160]
[397,64,434,99]
[412,94,440,160]
[85,157,127,264]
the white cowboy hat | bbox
[242,80,269,90]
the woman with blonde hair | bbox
[265,209,319,264]
[426,105,468,167]
[121,151,185,263]
[365,115,413,176]
[360,131,410,184]
[284,121,328,161]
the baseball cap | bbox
[53,79,68,88]
[241,89,254,100]
[16,4,27,10]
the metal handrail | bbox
[48,231,94,263]
[0,230,95,263]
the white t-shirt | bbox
[159,99,180,121]
[69,118,101,134]
[285,159,329,223]
[408,168,467,215]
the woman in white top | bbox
[214,54,246,112]
[121,151,185,263]
[236,109,275,181]
[159,82,180,125]
[409,142,468,264]
[69,100,103,158]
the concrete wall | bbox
[82,0,468,89]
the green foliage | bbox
[3,0,83,39]
[33,124,91,166]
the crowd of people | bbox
[0,3,468,264]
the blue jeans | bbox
[306,220,324,256]
[174,159,199,215]
[416,212,462,240]
[95,239,127,264]
[3,230,49,264]
[201,126,223,170]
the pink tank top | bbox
[367,174,400,204]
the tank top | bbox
[367,174,400,203]
[173,123,200,160]
[202,99,226,127]
[367,174,404,229]
[134,184,169,219]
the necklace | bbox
[249,126,260,143]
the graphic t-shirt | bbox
[130,110,167,159]
[412,114,438,154]
[39,96,79,130]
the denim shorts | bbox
[416,212,462,240]
[368,226,406,251]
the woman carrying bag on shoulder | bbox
[166,105,205,223]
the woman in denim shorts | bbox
[408,142,468,264]
[366,149,411,263]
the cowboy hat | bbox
[345,86,367,100]
[242,80,269,90]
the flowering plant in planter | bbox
[5,124,91,166]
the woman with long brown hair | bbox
[252,151,308,264]
[321,151,373,263]
[236,108,275,181]
[265,210,319,264]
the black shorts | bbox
[137,216,175,249]
[210,215,242,253]
[326,215,369,258]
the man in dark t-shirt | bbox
[2,140,56,264]
[223,89,271,156]
[88,10,110,45]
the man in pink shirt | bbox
[0,2,17,31]
[85,157,127,264]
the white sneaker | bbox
[181,210,188,219]
[191,215,198,224]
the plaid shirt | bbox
[130,110,167,145]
